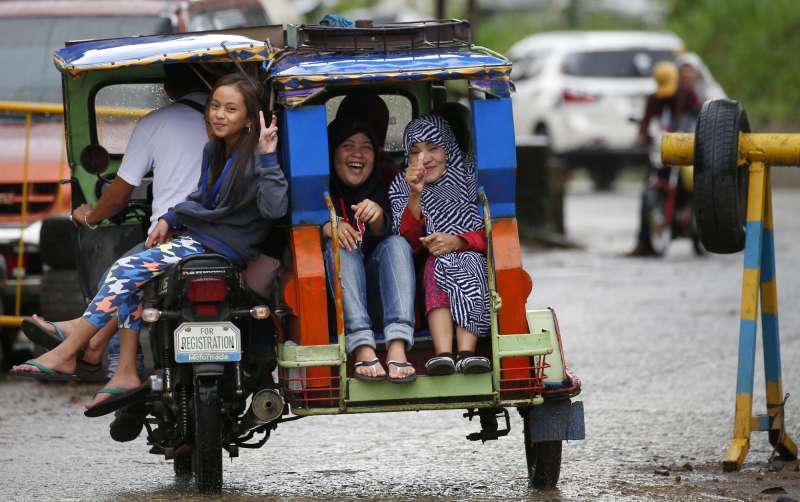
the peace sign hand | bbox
[257,111,278,154]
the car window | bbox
[511,53,545,81]
[326,94,412,153]
[0,16,171,103]
[561,49,675,78]
[94,84,169,155]
[189,7,269,31]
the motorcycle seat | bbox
[178,253,236,272]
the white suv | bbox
[509,31,684,189]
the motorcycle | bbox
[638,114,704,256]
[138,253,283,491]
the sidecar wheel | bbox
[193,376,223,492]
[523,411,562,490]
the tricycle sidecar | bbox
[272,20,584,489]
[54,20,583,493]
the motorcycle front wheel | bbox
[642,187,671,257]
[193,376,223,492]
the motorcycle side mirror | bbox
[79,144,110,175]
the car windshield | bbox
[0,16,171,103]
[562,49,675,78]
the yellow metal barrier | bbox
[0,101,150,327]
[662,105,800,471]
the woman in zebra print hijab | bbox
[389,114,491,376]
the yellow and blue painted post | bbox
[662,130,800,470]
[725,159,797,470]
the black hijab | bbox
[327,117,389,252]
[328,118,388,217]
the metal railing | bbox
[0,100,150,327]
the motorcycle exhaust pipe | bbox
[241,389,284,432]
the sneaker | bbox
[425,354,455,376]
[456,355,491,374]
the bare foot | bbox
[29,314,74,340]
[353,345,385,379]
[11,348,77,376]
[29,315,104,365]
[386,340,415,380]
[85,372,142,410]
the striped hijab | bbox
[388,115,490,337]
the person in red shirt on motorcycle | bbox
[629,60,702,256]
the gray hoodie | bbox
[163,141,288,266]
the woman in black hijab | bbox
[322,117,416,383]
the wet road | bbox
[2,181,800,501]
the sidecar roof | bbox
[53,32,277,76]
[270,48,511,90]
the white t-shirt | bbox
[117,91,208,233]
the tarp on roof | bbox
[54,33,276,76]
[270,49,511,89]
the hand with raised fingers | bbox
[258,111,279,154]
[405,154,425,194]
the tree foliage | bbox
[664,0,800,128]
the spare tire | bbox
[693,99,750,254]
[40,269,86,321]
[40,216,78,269]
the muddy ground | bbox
[1,180,800,501]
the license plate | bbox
[174,322,241,363]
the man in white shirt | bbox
[72,64,209,234]
[68,64,211,440]
[69,64,210,372]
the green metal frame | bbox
[62,66,164,205]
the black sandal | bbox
[386,360,416,383]
[425,353,455,376]
[353,358,386,381]
[455,355,492,374]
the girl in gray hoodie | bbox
[12,74,288,413]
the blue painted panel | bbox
[284,106,330,225]
[743,221,763,270]
[472,98,516,170]
[472,99,516,217]
[736,318,758,393]
[478,169,515,217]
[293,210,331,226]
[760,228,775,282]
[762,313,782,383]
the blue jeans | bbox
[324,235,415,354]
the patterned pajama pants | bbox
[82,235,205,331]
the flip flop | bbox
[386,360,416,383]
[9,359,79,382]
[21,318,66,351]
[76,359,106,384]
[352,358,386,381]
[84,383,150,418]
